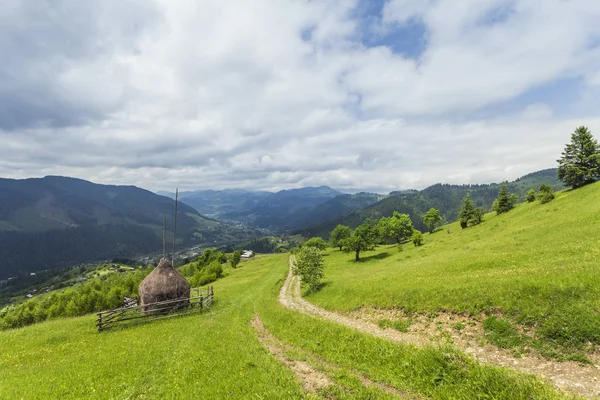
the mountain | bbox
[164,186,382,232]
[278,192,386,231]
[219,186,343,229]
[300,169,564,238]
[160,189,270,218]
[0,176,255,278]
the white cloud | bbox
[0,0,599,193]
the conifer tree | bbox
[557,126,600,189]
[493,182,517,214]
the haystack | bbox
[139,258,190,314]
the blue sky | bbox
[0,0,599,192]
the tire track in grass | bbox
[251,314,416,399]
[282,256,600,399]
[251,313,334,395]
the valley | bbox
[2,179,599,398]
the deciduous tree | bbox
[378,211,414,243]
[342,223,377,261]
[422,208,442,233]
[303,237,327,251]
[329,224,351,250]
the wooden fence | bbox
[96,286,214,331]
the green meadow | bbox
[308,182,600,361]
[0,254,562,399]
[2,183,598,399]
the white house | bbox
[241,250,254,259]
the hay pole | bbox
[171,188,178,265]
[162,215,167,259]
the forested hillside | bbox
[301,169,563,237]
[0,176,255,278]
[218,186,343,228]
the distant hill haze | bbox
[169,169,562,235]
[161,186,374,231]
[299,169,564,238]
[0,176,254,278]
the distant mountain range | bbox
[161,186,381,231]
[299,169,564,238]
[157,189,271,218]
[164,169,563,236]
[0,176,255,278]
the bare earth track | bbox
[251,313,417,399]
[280,256,600,399]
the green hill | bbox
[0,255,560,399]
[300,168,564,237]
[307,181,600,361]
[1,180,595,399]
[0,176,255,278]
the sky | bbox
[1,0,600,194]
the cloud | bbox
[0,0,599,193]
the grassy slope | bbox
[0,255,562,399]
[308,182,600,357]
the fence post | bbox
[97,312,103,332]
[200,294,203,309]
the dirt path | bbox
[281,256,600,399]
[251,314,333,395]
[251,313,416,399]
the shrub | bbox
[411,231,424,246]
[526,189,536,202]
[293,246,324,293]
[538,184,555,204]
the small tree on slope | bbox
[557,126,600,189]
[230,251,241,269]
[423,208,442,233]
[329,224,351,250]
[378,211,414,243]
[493,182,518,214]
[342,223,377,261]
[459,193,484,228]
[526,189,536,202]
[303,237,327,250]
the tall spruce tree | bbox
[557,126,600,189]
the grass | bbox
[0,254,565,399]
[378,318,413,332]
[306,182,600,360]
